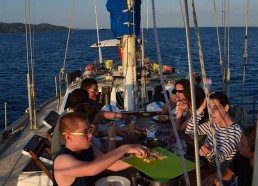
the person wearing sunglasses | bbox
[161,79,206,132]
[53,112,149,186]
[51,88,89,159]
[161,79,190,115]
[81,78,131,124]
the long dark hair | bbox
[243,125,257,152]
[74,103,99,123]
[175,79,206,115]
[209,91,229,107]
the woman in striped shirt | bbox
[185,92,242,170]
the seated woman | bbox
[185,92,242,170]
[162,79,205,132]
[74,103,117,153]
[202,124,256,186]
[54,112,148,186]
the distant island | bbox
[0,22,68,33]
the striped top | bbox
[185,111,242,170]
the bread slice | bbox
[143,155,157,163]
[149,150,159,156]
[154,152,168,160]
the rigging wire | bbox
[24,0,37,129]
[140,0,147,107]
[235,0,249,128]
[94,0,103,64]
[178,0,186,28]
[58,0,75,108]
[189,0,224,185]
[242,0,249,105]
[226,0,230,98]
[223,0,227,94]
[151,0,190,185]
[27,0,37,129]
[183,1,203,185]
[212,0,224,82]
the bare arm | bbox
[99,111,130,122]
[161,94,177,114]
[54,144,148,178]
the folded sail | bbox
[106,0,141,38]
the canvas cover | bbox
[106,0,141,38]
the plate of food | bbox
[152,115,169,122]
[95,176,130,186]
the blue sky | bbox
[1,0,257,29]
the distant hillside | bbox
[0,22,68,33]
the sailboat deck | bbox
[0,97,59,186]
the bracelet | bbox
[109,137,116,141]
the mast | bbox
[94,0,103,64]
[106,0,141,111]
[122,35,137,111]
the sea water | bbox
[0,28,257,130]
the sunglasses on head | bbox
[172,89,184,94]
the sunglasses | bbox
[172,89,184,94]
[62,127,93,136]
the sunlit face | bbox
[87,84,99,100]
[239,134,253,159]
[210,99,228,125]
[70,120,93,150]
[174,84,186,101]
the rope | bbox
[94,0,103,64]
[223,0,227,94]
[151,0,190,185]
[235,0,249,128]
[190,0,223,185]
[178,0,186,28]
[58,0,76,107]
[212,0,224,81]
[226,0,230,98]
[242,0,249,105]
[24,0,37,129]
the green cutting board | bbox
[123,147,196,181]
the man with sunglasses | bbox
[53,112,149,186]
[81,78,129,121]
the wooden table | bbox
[96,113,215,186]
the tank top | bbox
[53,147,94,186]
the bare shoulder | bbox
[54,154,78,167]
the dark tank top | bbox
[53,147,94,186]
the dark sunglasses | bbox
[172,89,184,94]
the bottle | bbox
[146,121,157,138]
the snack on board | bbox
[154,152,168,160]
[143,150,168,163]
[158,115,168,122]
[149,150,159,156]
[143,155,157,163]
